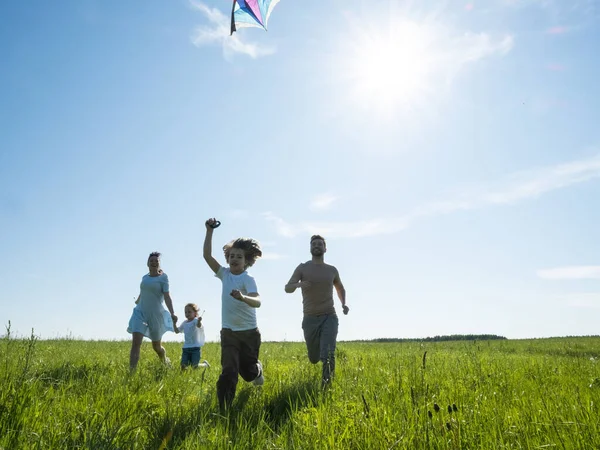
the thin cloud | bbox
[340,13,514,84]
[432,31,514,85]
[562,293,600,309]
[189,1,275,59]
[324,7,515,121]
[477,154,600,204]
[310,193,339,211]
[440,32,514,86]
[451,33,514,64]
[537,266,600,280]
[265,153,600,238]
[264,213,407,238]
[261,252,287,260]
[263,212,297,238]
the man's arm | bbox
[203,218,221,274]
[333,271,349,315]
[285,264,310,293]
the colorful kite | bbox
[230,0,281,35]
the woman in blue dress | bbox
[128,252,178,370]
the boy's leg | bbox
[239,329,262,382]
[320,314,339,384]
[302,315,324,364]
[217,329,240,411]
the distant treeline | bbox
[349,334,508,343]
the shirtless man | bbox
[285,235,348,386]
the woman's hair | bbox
[223,238,262,268]
[148,251,161,261]
[147,251,163,274]
[185,303,199,314]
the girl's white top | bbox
[179,318,205,348]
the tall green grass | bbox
[1,325,599,449]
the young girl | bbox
[203,218,264,411]
[175,303,209,370]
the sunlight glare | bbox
[342,19,438,115]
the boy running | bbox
[203,218,264,411]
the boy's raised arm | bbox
[204,218,221,274]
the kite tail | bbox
[230,0,237,35]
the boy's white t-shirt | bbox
[179,318,205,348]
[216,267,258,331]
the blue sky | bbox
[2,0,599,342]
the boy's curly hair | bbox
[223,238,262,268]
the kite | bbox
[230,0,281,35]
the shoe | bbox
[199,360,211,368]
[163,357,172,367]
[252,360,264,386]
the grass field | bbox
[2,328,599,449]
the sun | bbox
[335,18,440,117]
